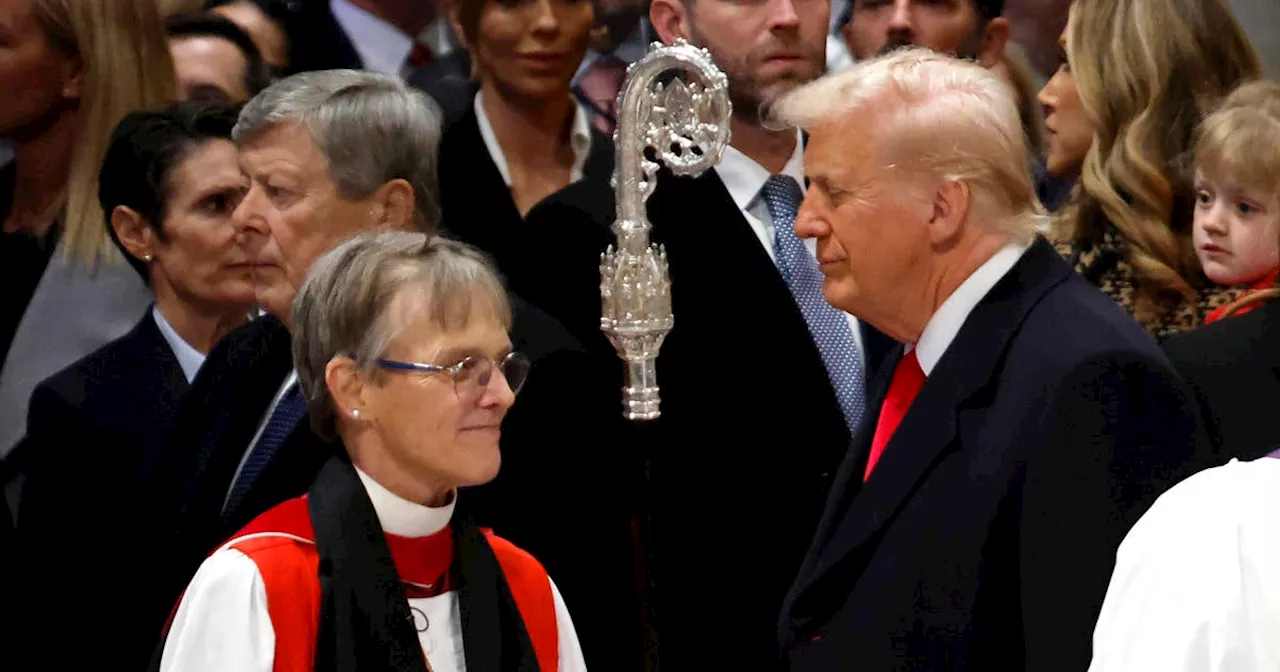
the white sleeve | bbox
[1088,471,1241,672]
[160,549,276,672]
[551,578,588,672]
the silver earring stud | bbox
[352,409,361,418]
[143,254,153,262]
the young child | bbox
[1192,80,1280,323]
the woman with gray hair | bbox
[159,232,588,671]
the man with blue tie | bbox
[524,0,894,667]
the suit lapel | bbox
[793,239,1073,600]
[116,313,191,472]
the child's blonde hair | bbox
[1195,79,1280,314]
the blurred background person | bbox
[0,0,175,502]
[838,0,1011,67]
[573,0,650,135]
[158,232,586,672]
[289,0,452,76]
[168,11,274,104]
[1163,80,1280,466]
[13,103,254,669]
[1042,0,1260,337]
[439,0,611,292]
[205,0,292,73]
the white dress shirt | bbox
[1089,457,1280,672]
[714,133,865,359]
[163,467,589,672]
[474,91,594,187]
[223,371,299,512]
[152,307,207,384]
[913,242,1029,375]
[330,0,415,77]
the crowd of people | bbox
[0,0,1277,670]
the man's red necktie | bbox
[406,41,433,70]
[863,350,926,481]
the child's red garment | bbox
[1205,268,1279,324]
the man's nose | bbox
[232,185,270,236]
[793,196,828,240]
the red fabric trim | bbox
[486,532,560,672]
[231,536,322,672]
[221,496,561,671]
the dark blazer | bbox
[284,0,364,74]
[139,313,332,664]
[11,311,191,669]
[525,168,896,670]
[1162,298,1280,464]
[779,238,1209,672]
[143,300,623,669]
[407,50,477,128]
[438,99,614,286]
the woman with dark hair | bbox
[437,0,612,306]
[14,103,255,669]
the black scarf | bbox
[309,454,542,672]
[149,453,543,671]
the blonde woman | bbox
[1040,0,1260,337]
[0,0,174,456]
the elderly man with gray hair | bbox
[140,68,601,667]
[772,49,1207,671]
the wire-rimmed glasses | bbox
[375,352,531,398]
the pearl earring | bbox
[352,409,361,419]
[143,254,153,262]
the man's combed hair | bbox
[234,70,445,234]
[167,11,273,100]
[291,232,511,439]
[770,47,1045,238]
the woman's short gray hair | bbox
[291,232,512,439]
[234,69,444,232]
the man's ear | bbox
[369,179,416,231]
[650,0,693,45]
[976,17,1012,69]
[925,179,971,245]
[110,206,156,264]
[325,356,370,423]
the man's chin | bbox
[254,287,296,324]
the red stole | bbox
[224,495,560,672]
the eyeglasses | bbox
[376,352,531,398]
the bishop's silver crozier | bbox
[600,39,731,420]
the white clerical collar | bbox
[330,0,415,77]
[716,129,806,213]
[474,90,594,187]
[354,466,456,538]
[152,306,206,383]
[914,241,1030,375]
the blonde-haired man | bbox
[774,49,1207,672]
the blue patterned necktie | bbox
[761,175,867,433]
[223,382,307,520]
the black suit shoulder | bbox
[1162,299,1280,462]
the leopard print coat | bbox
[1053,228,1246,339]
